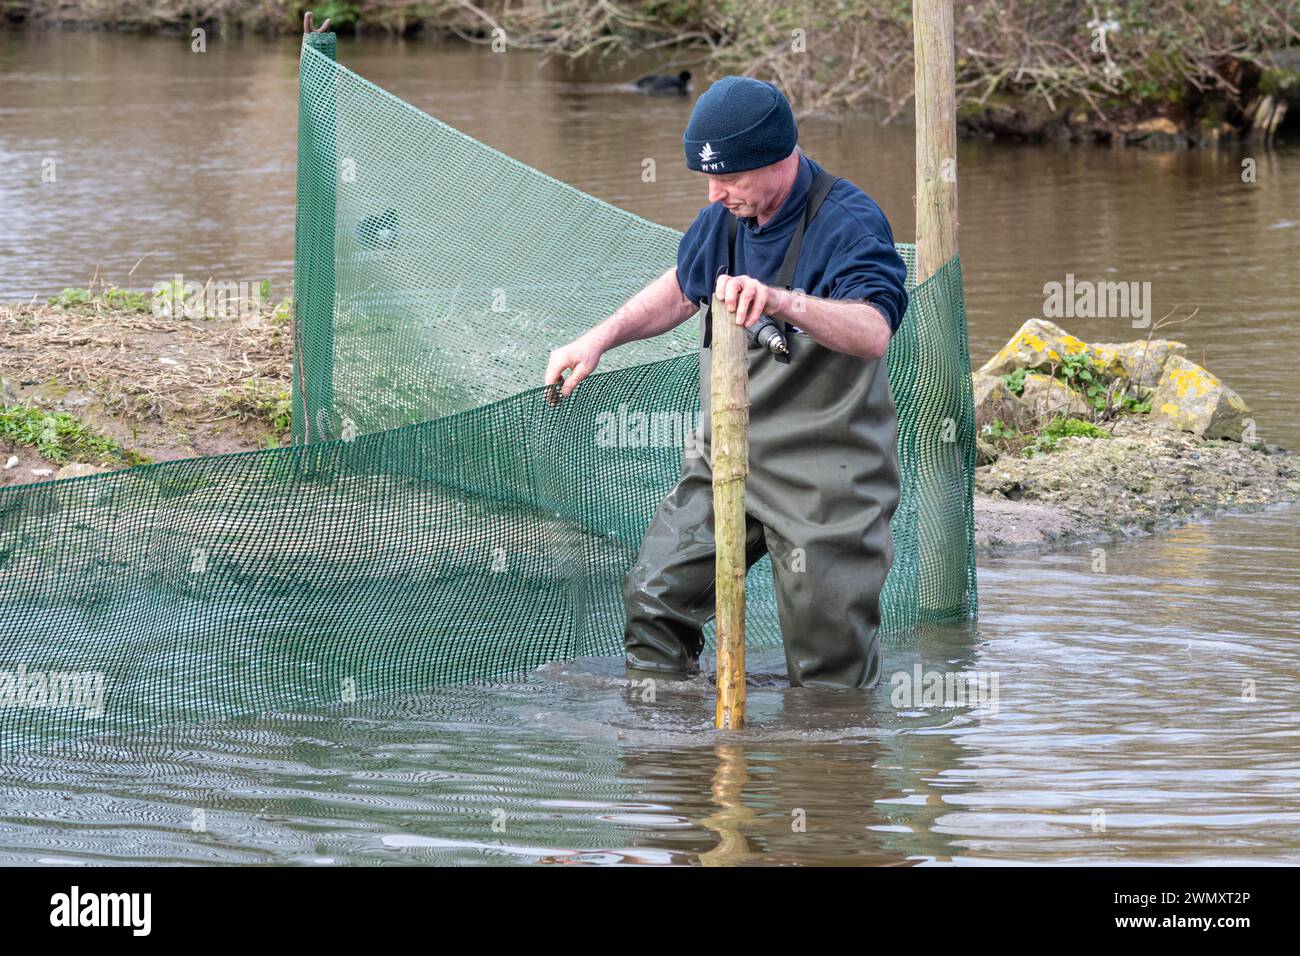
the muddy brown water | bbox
[1,29,1299,865]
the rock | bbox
[1088,338,1187,386]
[54,462,108,481]
[976,435,1000,466]
[976,319,1090,378]
[972,372,1031,431]
[1016,372,1094,421]
[1,377,17,407]
[1149,356,1252,441]
[1133,117,1180,135]
[974,495,1087,552]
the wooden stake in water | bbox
[710,291,749,730]
[913,0,965,616]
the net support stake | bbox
[913,0,967,616]
[913,0,958,282]
[293,21,338,445]
[710,291,748,730]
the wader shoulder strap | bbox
[775,167,839,290]
[704,166,840,360]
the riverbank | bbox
[972,422,1300,555]
[0,284,291,486]
[5,1,1297,144]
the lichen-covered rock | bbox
[1016,372,1093,421]
[972,372,1031,431]
[54,462,107,481]
[1088,338,1187,386]
[967,318,1295,554]
[1149,356,1252,441]
[976,319,1090,378]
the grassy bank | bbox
[5,1,1298,142]
[0,277,292,487]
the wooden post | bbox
[913,0,966,616]
[914,0,958,282]
[710,292,748,730]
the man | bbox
[544,75,909,688]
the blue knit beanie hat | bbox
[683,75,798,174]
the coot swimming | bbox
[633,70,692,95]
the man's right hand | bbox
[544,333,605,405]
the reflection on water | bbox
[2,502,1296,865]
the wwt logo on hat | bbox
[684,76,798,174]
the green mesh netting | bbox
[0,37,976,752]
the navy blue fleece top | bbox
[675,152,909,335]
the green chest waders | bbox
[622,167,901,688]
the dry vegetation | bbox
[6,0,1298,134]
[0,275,292,487]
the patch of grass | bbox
[219,380,292,439]
[1024,415,1111,457]
[269,296,293,326]
[47,285,152,313]
[0,404,145,467]
[48,288,91,308]
[102,286,151,312]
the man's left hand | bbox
[715,274,787,329]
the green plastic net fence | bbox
[0,37,976,752]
